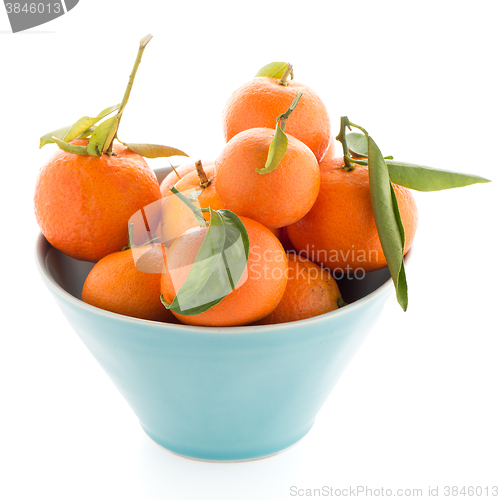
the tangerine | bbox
[222,76,331,162]
[161,217,288,326]
[286,157,418,273]
[164,161,225,213]
[82,244,176,323]
[215,128,320,229]
[159,159,215,197]
[34,139,162,262]
[256,253,342,324]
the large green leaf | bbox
[350,151,491,191]
[368,136,408,311]
[385,161,491,191]
[39,104,119,148]
[123,142,188,158]
[255,62,289,78]
[161,208,250,316]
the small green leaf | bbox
[255,62,289,78]
[256,126,288,175]
[367,136,408,311]
[63,104,120,144]
[40,125,71,149]
[255,90,302,175]
[51,136,89,156]
[122,142,188,159]
[385,161,491,192]
[163,208,250,316]
[77,126,96,139]
[346,133,368,158]
[188,190,203,202]
[87,116,119,157]
[39,104,119,148]
[337,297,348,308]
[169,186,207,228]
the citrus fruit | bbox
[159,159,215,197]
[161,216,288,326]
[322,139,336,160]
[82,244,176,323]
[286,157,418,273]
[256,253,342,324]
[34,139,162,262]
[215,128,320,229]
[222,76,331,162]
[164,161,224,213]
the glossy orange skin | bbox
[257,253,342,324]
[322,139,336,160]
[159,160,215,198]
[82,245,176,323]
[34,140,162,262]
[161,217,288,327]
[165,163,225,215]
[215,128,320,229]
[287,157,418,273]
[222,77,331,162]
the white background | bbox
[1,1,499,499]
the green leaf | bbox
[86,116,119,157]
[77,126,96,139]
[40,125,71,149]
[255,90,302,175]
[63,104,120,144]
[122,142,188,158]
[256,126,288,175]
[367,136,408,311]
[39,104,119,148]
[169,186,207,228]
[350,157,491,192]
[255,62,289,78]
[385,161,491,192]
[346,133,368,158]
[51,136,89,156]
[162,208,250,316]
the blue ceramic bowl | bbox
[35,167,396,461]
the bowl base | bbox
[140,421,314,462]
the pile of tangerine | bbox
[35,49,418,327]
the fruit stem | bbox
[277,63,293,86]
[195,160,211,189]
[278,90,303,132]
[336,116,355,171]
[104,34,153,155]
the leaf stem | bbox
[277,63,293,86]
[336,116,372,171]
[104,34,153,155]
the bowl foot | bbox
[140,421,315,462]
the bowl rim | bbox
[36,230,402,335]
